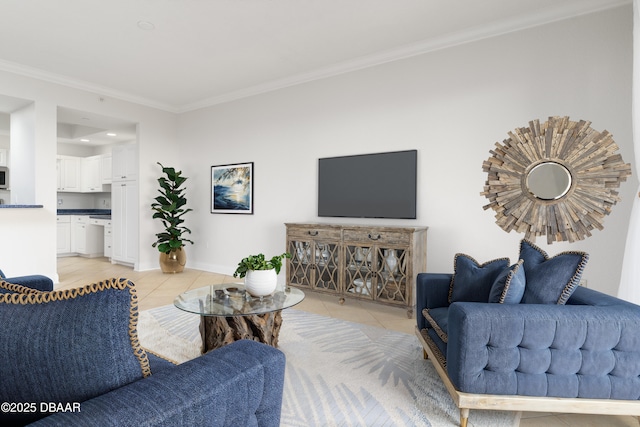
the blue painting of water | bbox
[214,185,250,210]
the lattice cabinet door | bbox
[374,246,409,305]
[286,224,342,296]
[312,242,340,292]
[344,244,376,300]
[288,239,314,289]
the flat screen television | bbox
[318,149,417,219]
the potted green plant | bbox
[151,162,193,273]
[233,252,291,296]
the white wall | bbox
[0,71,178,280]
[180,5,634,296]
[10,103,36,205]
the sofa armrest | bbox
[30,340,286,427]
[4,275,54,291]
[446,302,640,400]
[416,273,451,330]
[568,285,639,308]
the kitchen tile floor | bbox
[56,256,639,427]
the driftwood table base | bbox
[199,310,283,353]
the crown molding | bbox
[178,0,631,112]
[0,0,630,114]
[0,59,177,113]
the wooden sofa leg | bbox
[423,349,429,359]
[460,408,469,427]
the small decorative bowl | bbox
[224,286,246,300]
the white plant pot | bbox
[245,269,278,297]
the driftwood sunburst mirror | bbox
[481,116,632,244]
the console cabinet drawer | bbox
[343,229,410,245]
[287,226,341,241]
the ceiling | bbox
[0,0,629,114]
[56,107,137,146]
[0,101,137,146]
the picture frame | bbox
[211,162,254,214]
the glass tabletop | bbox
[174,283,305,317]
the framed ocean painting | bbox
[211,162,253,214]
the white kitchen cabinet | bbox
[111,144,138,266]
[70,215,104,257]
[112,180,138,265]
[71,216,87,254]
[56,215,71,254]
[0,149,8,167]
[101,154,112,184]
[89,218,110,226]
[56,154,112,193]
[57,156,81,192]
[81,155,103,192]
[104,222,112,258]
[89,217,113,258]
[112,145,138,182]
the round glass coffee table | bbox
[174,283,304,353]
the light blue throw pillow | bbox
[0,278,150,424]
[449,254,510,303]
[488,259,526,304]
[519,239,589,304]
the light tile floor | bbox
[56,256,640,427]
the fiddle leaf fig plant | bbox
[233,252,291,278]
[151,162,194,254]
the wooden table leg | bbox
[199,310,283,353]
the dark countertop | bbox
[0,205,44,208]
[57,209,111,216]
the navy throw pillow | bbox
[519,239,588,304]
[488,259,526,304]
[449,254,510,303]
[0,278,150,424]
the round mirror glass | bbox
[526,162,572,200]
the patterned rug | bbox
[138,305,519,427]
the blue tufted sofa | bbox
[0,277,286,427]
[416,240,640,427]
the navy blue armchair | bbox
[0,277,285,427]
[0,269,53,291]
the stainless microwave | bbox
[0,167,8,190]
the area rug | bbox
[138,305,519,427]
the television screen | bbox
[318,150,417,219]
